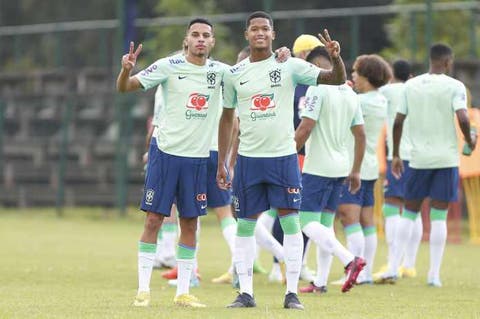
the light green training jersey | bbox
[301,84,364,177]
[152,84,163,127]
[223,55,320,157]
[135,54,227,158]
[398,73,467,169]
[347,90,387,180]
[379,82,412,160]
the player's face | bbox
[351,65,368,93]
[185,23,215,58]
[245,18,275,50]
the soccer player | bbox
[217,11,347,310]
[336,54,391,284]
[380,43,476,286]
[117,18,227,308]
[295,46,367,294]
[375,60,422,279]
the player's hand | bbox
[142,152,149,165]
[274,46,291,63]
[346,171,361,194]
[318,29,341,58]
[392,156,404,180]
[468,131,477,152]
[121,41,142,72]
[217,165,232,190]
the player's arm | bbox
[227,117,240,181]
[392,112,406,178]
[217,108,236,189]
[295,118,316,151]
[347,124,366,194]
[316,29,346,85]
[116,42,143,92]
[456,109,477,152]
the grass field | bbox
[0,208,479,319]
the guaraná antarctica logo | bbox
[185,93,209,120]
[249,93,276,121]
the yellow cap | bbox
[292,34,323,55]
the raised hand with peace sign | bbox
[318,29,341,59]
[121,41,143,72]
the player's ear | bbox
[244,29,248,41]
[271,30,276,41]
[211,37,216,48]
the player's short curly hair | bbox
[353,54,392,88]
[246,11,273,29]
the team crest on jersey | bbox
[145,189,154,205]
[207,71,217,87]
[269,69,282,87]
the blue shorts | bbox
[207,151,232,208]
[140,139,207,218]
[300,174,345,212]
[404,167,459,202]
[384,160,411,198]
[338,179,377,207]
[233,154,301,218]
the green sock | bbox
[220,216,237,230]
[266,208,278,218]
[403,209,418,221]
[430,208,448,221]
[237,218,256,237]
[176,243,195,259]
[344,223,362,236]
[320,211,335,228]
[363,226,377,236]
[383,204,400,218]
[138,241,156,253]
[299,211,321,229]
[279,213,301,235]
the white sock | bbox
[155,231,164,262]
[162,229,177,259]
[314,244,333,287]
[283,233,303,294]
[345,224,365,257]
[403,214,423,269]
[258,211,276,232]
[138,251,155,293]
[302,238,311,267]
[363,229,377,280]
[234,236,256,296]
[388,214,415,277]
[176,259,195,296]
[222,223,236,273]
[429,220,447,281]
[255,222,284,261]
[303,222,354,266]
[384,214,400,268]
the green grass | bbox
[0,208,479,319]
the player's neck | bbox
[185,54,207,66]
[249,48,273,62]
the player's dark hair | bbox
[354,54,392,88]
[430,43,453,62]
[246,11,273,29]
[187,18,213,31]
[306,46,330,63]
[392,59,411,82]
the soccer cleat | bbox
[268,263,284,283]
[399,266,417,278]
[212,272,233,284]
[374,276,397,285]
[283,292,304,310]
[133,291,150,307]
[253,260,267,274]
[167,275,200,288]
[162,266,178,279]
[372,264,389,279]
[226,292,256,308]
[342,257,366,293]
[299,282,327,294]
[173,294,206,308]
[299,265,316,282]
[427,279,442,287]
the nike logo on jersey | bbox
[240,80,249,85]
[178,76,187,80]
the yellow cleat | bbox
[372,264,389,280]
[212,272,233,284]
[174,294,206,308]
[133,291,150,307]
[399,266,417,278]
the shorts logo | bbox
[250,94,275,111]
[293,197,301,203]
[232,195,240,212]
[287,187,300,194]
[145,189,155,205]
[196,193,207,201]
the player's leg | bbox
[268,217,285,283]
[172,156,208,308]
[427,167,459,287]
[358,180,377,284]
[155,205,178,269]
[134,142,177,307]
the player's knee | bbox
[144,213,163,232]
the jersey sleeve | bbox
[351,99,364,127]
[222,70,237,109]
[135,58,171,91]
[452,82,467,111]
[290,58,321,87]
[397,86,408,115]
[301,86,324,121]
